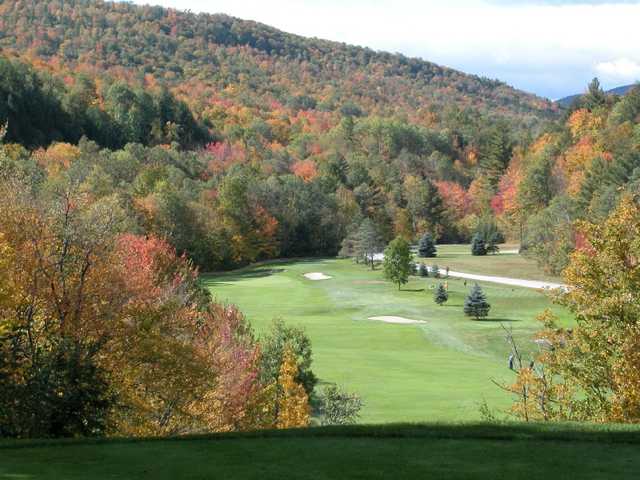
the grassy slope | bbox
[2,424,639,479]
[202,248,571,423]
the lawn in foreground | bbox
[2,425,638,480]
[202,256,570,423]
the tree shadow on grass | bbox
[401,288,426,293]
[474,317,520,323]
[203,268,285,286]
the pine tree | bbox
[423,180,446,232]
[476,218,502,255]
[434,283,448,306]
[583,77,607,111]
[418,232,437,258]
[481,123,513,191]
[431,264,440,278]
[276,347,310,429]
[418,263,429,277]
[355,219,384,269]
[471,234,487,256]
[464,284,490,320]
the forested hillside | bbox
[497,79,640,274]
[0,0,557,130]
[0,0,563,272]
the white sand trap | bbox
[368,316,426,325]
[304,272,332,280]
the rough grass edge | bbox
[3,422,640,450]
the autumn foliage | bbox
[275,348,311,429]
[0,178,290,437]
[508,195,640,423]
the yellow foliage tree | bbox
[275,347,310,429]
[509,195,640,422]
[0,232,17,336]
[567,108,603,141]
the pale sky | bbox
[131,0,640,99]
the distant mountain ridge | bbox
[557,84,637,108]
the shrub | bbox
[318,384,363,426]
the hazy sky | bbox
[131,0,640,99]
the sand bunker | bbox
[304,272,332,280]
[368,316,426,325]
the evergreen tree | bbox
[431,264,440,278]
[476,218,502,255]
[464,284,491,320]
[471,234,487,256]
[434,283,448,306]
[518,151,555,211]
[383,237,412,290]
[577,156,609,213]
[583,77,607,111]
[423,180,446,232]
[418,232,437,258]
[481,123,513,191]
[418,263,429,277]
[352,219,383,269]
[339,230,360,261]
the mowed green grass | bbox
[433,244,562,282]
[2,424,639,479]
[202,249,571,423]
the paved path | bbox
[371,252,565,290]
[438,269,565,290]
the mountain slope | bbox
[0,0,558,130]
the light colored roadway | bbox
[437,269,565,290]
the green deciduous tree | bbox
[318,384,363,426]
[383,237,412,290]
[259,319,317,396]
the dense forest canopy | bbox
[0,0,637,276]
[0,0,563,272]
